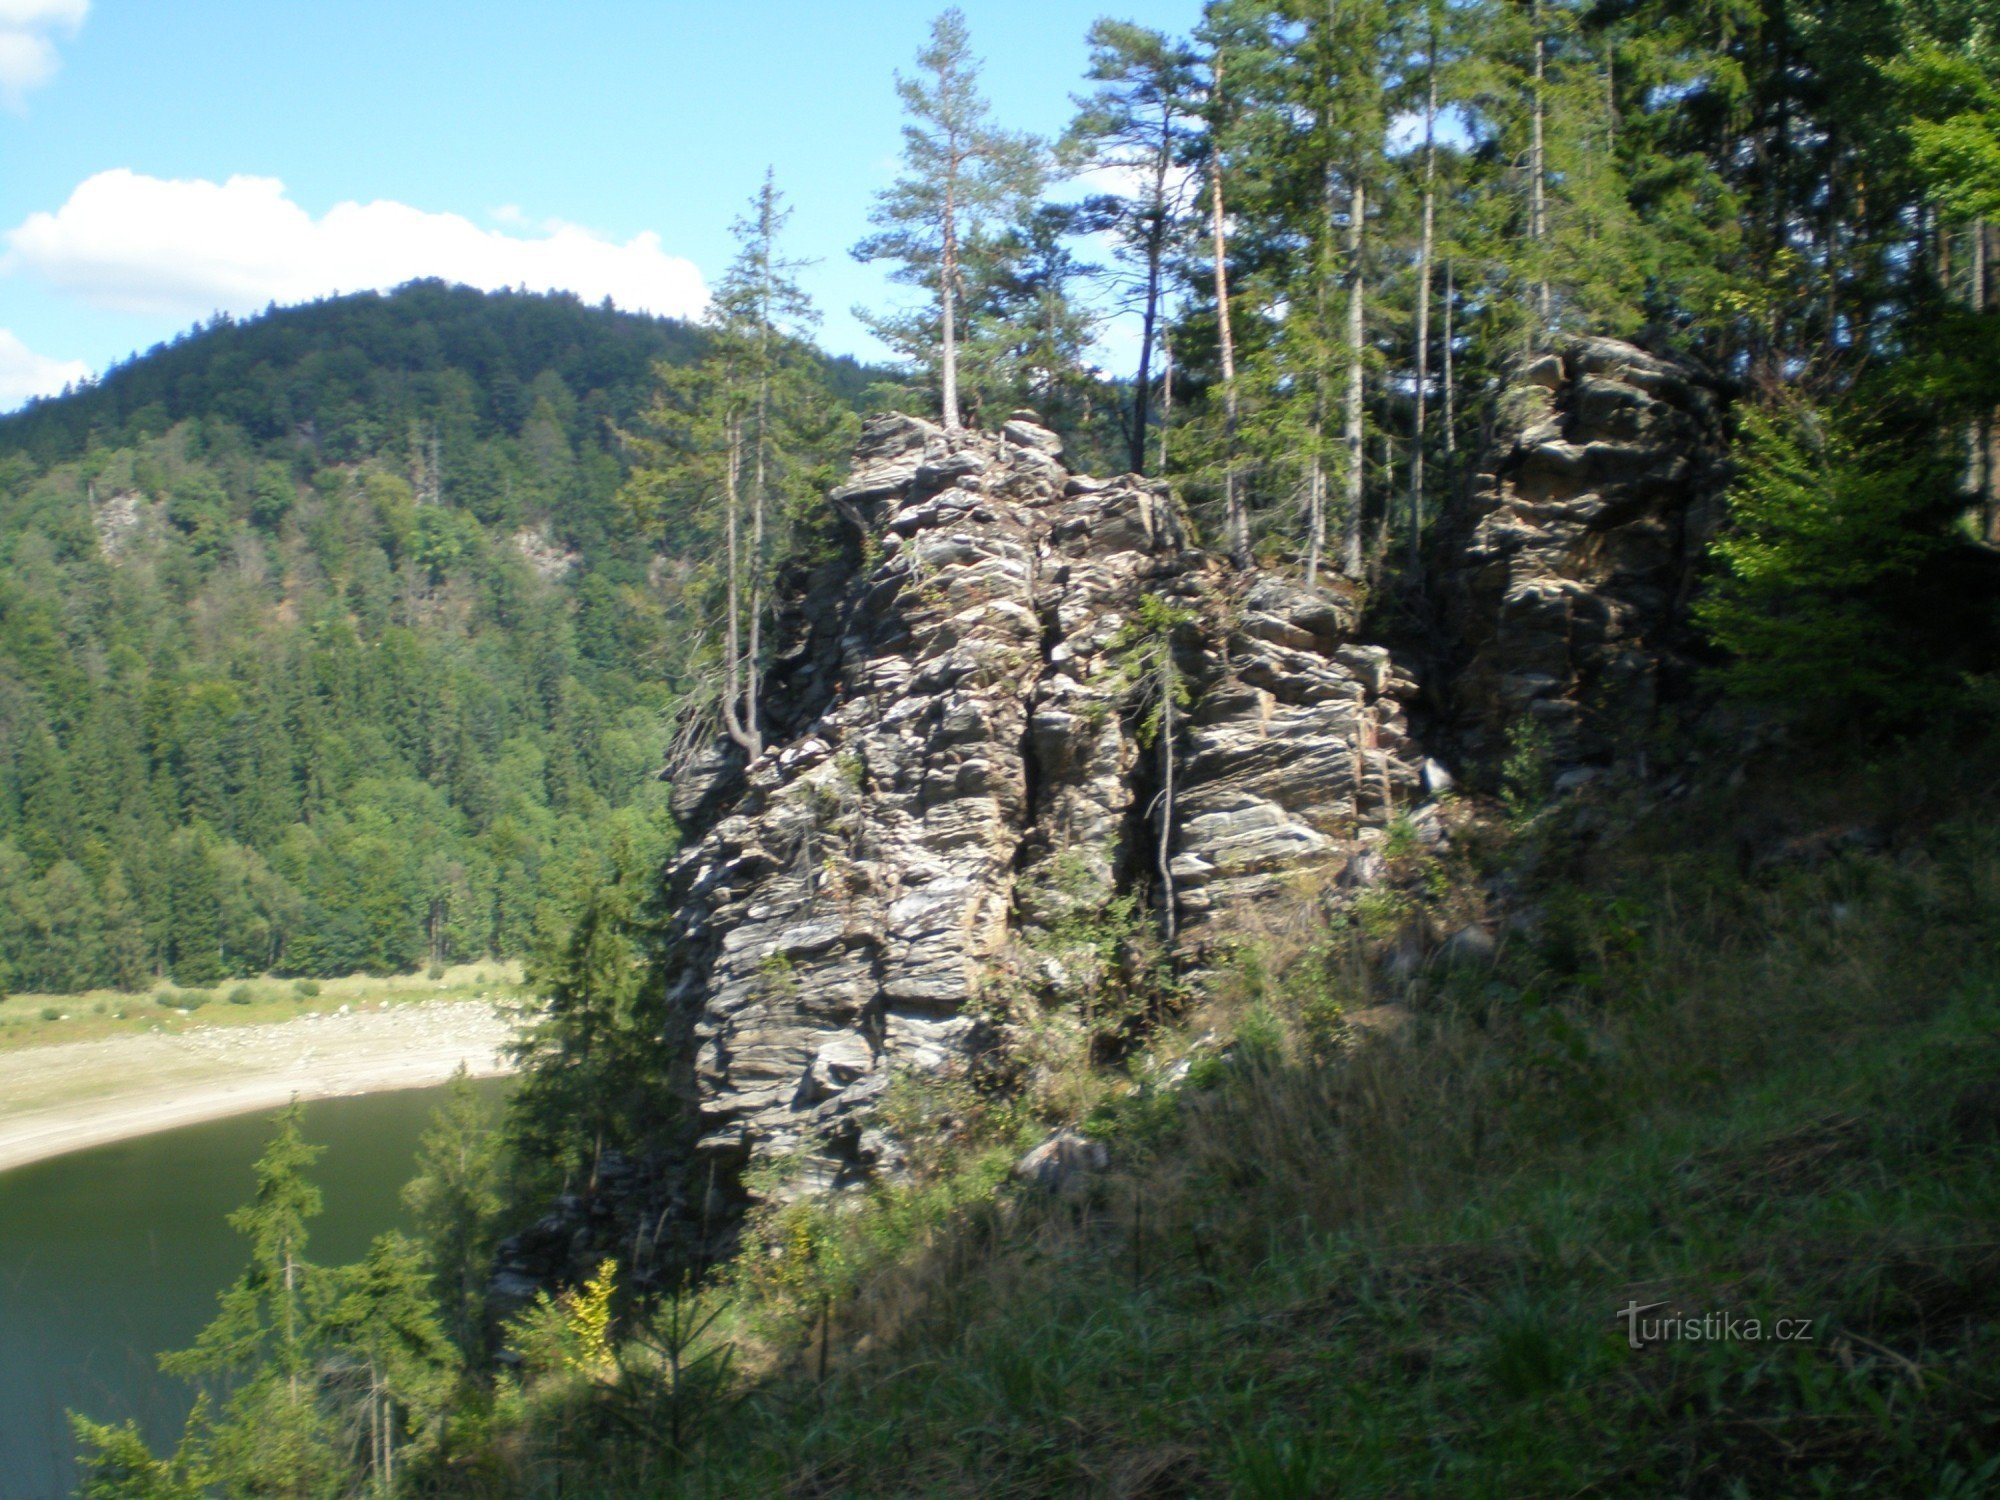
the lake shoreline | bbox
[0,1001,519,1174]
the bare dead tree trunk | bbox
[1157,682,1177,945]
[1983,221,1999,534]
[1531,0,1550,327]
[1130,111,1174,475]
[719,415,757,756]
[941,151,962,432]
[1211,54,1247,566]
[1341,177,1367,578]
[1964,218,1993,538]
[748,240,775,758]
[1307,159,1336,588]
[1410,20,1438,566]
[1443,258,1457,472]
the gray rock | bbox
[639,416,1436,1230]
[1437,925,1498,966]
[1433,336,1728,773]
[1012,1129,1109,1196]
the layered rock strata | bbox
[654,412,1423,1204]
[1432,336,1730,769]
[491,336,1733,1293]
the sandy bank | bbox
[0,1002,519,1173]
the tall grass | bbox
[424,806,2000,1496]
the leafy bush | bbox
[227,983,257,1006]
[292,979,320,999]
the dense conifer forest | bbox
[32,0,2000,1491]
[0,282,874,991]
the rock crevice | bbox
[652,410,1425,1215]
[493,336,1732,1290]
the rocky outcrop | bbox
[494,337,1732,1292]
[644,412,1424,1231]
[1433,337,1730,770]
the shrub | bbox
[293,979,321,999]
[40,1006,61,1022]
[228,984,258,1006]
[428,963,447,981]
[1694,392,1961,725]
[177,990,213,1011]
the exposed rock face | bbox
[650,412,1424,1220]
[90,488,157,560]
[493,338,1732,1291]
[1433,337,1730,769]
[512,525,580,581]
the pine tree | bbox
[1067,21,1204,473]
[625,175,850,764]
[963,201,1103,436]
[855,8,1044,431]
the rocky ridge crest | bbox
[493,337,1728,1293]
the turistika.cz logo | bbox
[1616,1301,1817,1350]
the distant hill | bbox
[0,282,879,994]
[1,279,880,464]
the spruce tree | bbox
[156,1101,342,1495]
[403,1064,507,1355]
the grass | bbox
[0,962,526,1052]
[59,741,1963,1496]
[428,770,2000,1497]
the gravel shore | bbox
[0,1001,519,1173]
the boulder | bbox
[1012,1129,1110,1196]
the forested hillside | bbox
[50,0,2000,1492]
[0,282,873,992]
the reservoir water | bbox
[0,1082,506,1499]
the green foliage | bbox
[853,7,1052,428]
[71,1410,212,1499]
[402,1065,508,1355]
[76,1102,464,1495]
[1696,394,1959,721]
[0,279,878,993]
[1500,718,1554,817]
[1110,593,1196,748]
[529,792,2000,1497]
[507,835,673,1185]
[619,175,857,765]
[1892,42,2000,224]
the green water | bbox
[0,1082,506,1498]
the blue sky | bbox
[0,0,1203,408]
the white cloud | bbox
[3,169,708,321]
[0,0,85,111]
[0,327,89,407]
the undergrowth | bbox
[420,776,2000,1497]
